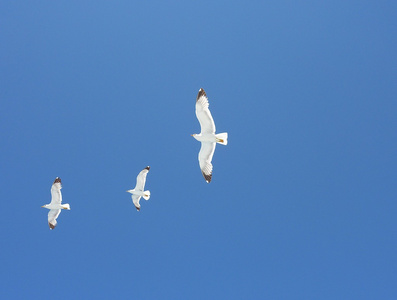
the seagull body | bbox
[192,88,228,183]
[41,177,70,230]
[127,166,151,211]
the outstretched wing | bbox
[196,88,216,134]
[132,195,142,211]
[198,142,216,183]
[134,166,150,192]
[48,209,61,230]
[50,177,62,205]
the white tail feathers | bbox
[143,190,151,200]
[216,132,228,145]
[62,203,71,210]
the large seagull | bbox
[126,166,151,211]
[192,88,228,183]
[41,177,71,230]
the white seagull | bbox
[192,88,228,183]
[41,177,71,230]
[126,166,151,211]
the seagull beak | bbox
[41,205,44,208]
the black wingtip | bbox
[53,177,61,184]
[197,88,207,101]
[136,206,140,211]
[202,172,212,183]
[145,166,150,171]
[49,223,56,230]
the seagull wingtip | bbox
[202,172,212,183]
[197,88,207,100]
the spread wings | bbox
[50,177,62,205]
[196,88,216,134]
[48,209,61,230]
[134,166,150,191]
[198,142,216,183]
[132,195,141,211]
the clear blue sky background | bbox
[1,1,396,299]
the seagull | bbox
[192,88,228,183]
[126,166,151,211]
[41,177,71,230]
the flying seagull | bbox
[41,177,71,230]
[126,166,151,211]
[192,88,228,183]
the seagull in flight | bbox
[41,177,71,230]
[126,166,151,211]
[192,88,228,183]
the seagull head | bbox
[191,133,201,142]
[126,189,135,194]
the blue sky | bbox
[1,1,396,299]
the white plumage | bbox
[41,177,71,230]
[192,88,228,183]
[126,166,151,211]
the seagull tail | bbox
[216,132,228,145]
[62,203,71,210]
[143,190,150,200]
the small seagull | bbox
[126,166,151,211]
[192,88,228,183]
[41,177,71,230]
